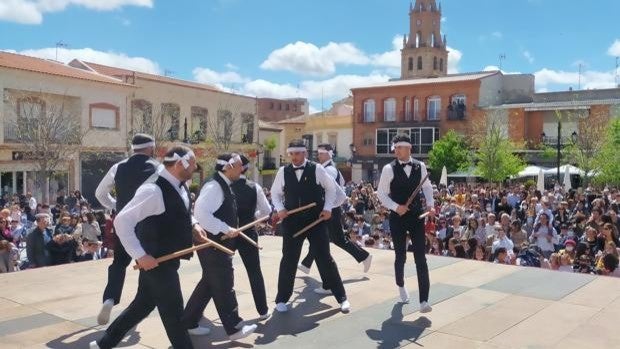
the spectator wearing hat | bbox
[94,133,161,325]
[26,214,53,268]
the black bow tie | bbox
[293,166,305,171]
[178,181,184,189]
[400,161,413,167]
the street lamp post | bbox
[541,123,579,186]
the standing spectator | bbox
[81,212,101,243]
[509,220,528,250]
[530,213,558,258]
[26,192,37,212]
[26,214,53,268]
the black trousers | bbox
[103,234,132,304]
[300,208,369,289]
[181,235,242,335]
[97,260,192,349]
[275,219,347,304]
[389,212,430,303]
[236,229,268,316]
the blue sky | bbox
[1,0,619,112]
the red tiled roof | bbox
[81,61,220,92]
[0,51,134,87]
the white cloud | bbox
[491,31,503,39]
[193,67,390,101]
[608,39,620,56]
[225,63,239,70]
[523,50,534,64]
[534,68,617,90]
[447,46,462,74]
[7,47,161,74]
[260,41,370,76]
[482,65,521,74]
[369,35,402,72]
[0,0,152,25]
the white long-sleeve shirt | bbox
[113,169,194,260]
[377,157,434,212]
[270,159,337,212]
[194,172,238,235]
[321,160,348,207]
[95,155,162,210]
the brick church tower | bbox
[401,0,449,79]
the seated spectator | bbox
[493,247,509,264]
[26,214,53,268]
[81,212,101,243]
[509,220,527,250]
[47,233,77,265]
[473,244,487,261]
[492,224,514,255]
[0,240,14,273]
[601,253,620,277]
[54,216,74,236]
[530,213,558,259]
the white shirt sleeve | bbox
[95,163,118,210]
[270,167,286,212]
[254,183,273,218]
[315,164,337,211]
[377,164,399,212]
[113,183,165,260]
[420,162,434,209]
[324,165,338,182]
[194,181,232,235]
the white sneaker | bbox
[188,325,211,336]
[314,287,332,295]
[362,255,373,273]
[89,341,100,349]
[340,300,351,313]
[275,302,288,313]
[229,324,257,341]
[420,301,433,313]
[258,311,272,321]
[398,287,410,303]
[97,299,114,325]
[297,263,310,274]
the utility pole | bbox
[578,63,583,90]
[615,57,619,87]
[499,53,506,71]
[55,41,68,61]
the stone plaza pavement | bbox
[1,236,620,348]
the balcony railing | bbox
[447,109,467,120]
[541,136,573,147]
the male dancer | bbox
[376,135,434,313]
[271,139,350,313]
[230,155,272,318]
[298,143,372,295]
[91,145,197,349]
[181,153,257,341]
[95,133,159,325]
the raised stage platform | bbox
[1,236,619,348]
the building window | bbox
[285,104,290,111]
[217,109,233,141]
[131,99,153,132]
[377,127,439,155]
[190,106,208,142]
[408,57,414,71]
[427,96,441,120]
[416,32,421,47]
[241,113,254,143]
[363,133,374,146]
[417,56,423,70]
[405,97,411,121]
[316,132,323,145]
[278,103,282,110]
[327,133,337,150]
[433,57,438,70]
[17,96,45,119]
[89,103,119,129]
[270,102,274,109]
[440,58,444,72]
[448,94,466,120]
[293,104,297,112]
[363,99,375,122]
[384,98,396,122]
[161,103,180,140]
[413,98,420,120]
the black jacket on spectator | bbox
[47,239,77,265]
[26,227,52,267]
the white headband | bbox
[287,147,307,153]
[132,141,155,150]
[391,141,412,151]
[164,150,195,169]
[318,149,333,157]
[216,154,241,170]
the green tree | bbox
[428,130,470,175]
[472,111,525,183]
[593,118,620,186]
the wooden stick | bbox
[405,172,431,208]
[238,231,263,250]
[293,217,324,238]
[132,239,234,270]
[221,215,270,241]
[275,202,317,225]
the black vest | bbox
[114,154,158,212]
[231,177,257,230]
[208,174,239,248]
[135,176,193,260]
[283,161,324,228]
[389,160,424,216]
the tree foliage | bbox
[428,129,470,174]
[472,111,525,183]
[593,118,620,186]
